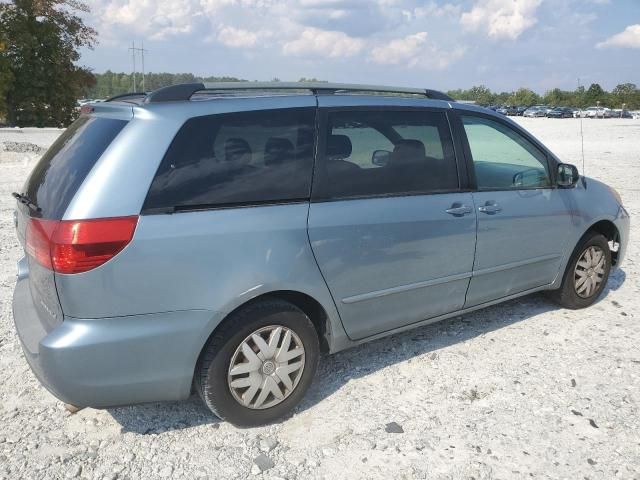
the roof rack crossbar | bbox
[105,92,148,102]
[145,82,454,103]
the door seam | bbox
[462,192,479,308]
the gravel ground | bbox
[1,119,639,480]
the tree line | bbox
[85,71,244,99]
[446,84,640,109]
[88,74,640,111]
[85,73,327,98]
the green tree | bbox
[468,85,495,105]
[447,85,495,105]
[0,38,14,121]
[584,83,606,107]
[543,88,575,107]
[611,83,639,109]
[0,0,97,126]
[510,88,540,106]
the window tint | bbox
[144,108,315,211]
[318,110,458,199]
[24,116,128,219]
[462,115,550,190]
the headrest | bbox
[326,135,352,160]
[264,137,295,165]
[392,139,426,164]
[224,138,252,161]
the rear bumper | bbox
[13,274,214,408]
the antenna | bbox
[578,77,585,181]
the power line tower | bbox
[128,41,150,92]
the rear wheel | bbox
[195,299,319,427]
[550,232,611,309]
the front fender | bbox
[551,177,629,288]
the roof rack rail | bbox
[144,82,454,103]
[105,92,148,103]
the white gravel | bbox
[1,119,639,480]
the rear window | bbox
[24,116,128,219]
[143,108,316,212]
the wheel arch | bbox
[195,290,332,366]
[585,219,620,265]
[191,290,333,394]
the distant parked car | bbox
[496,105,515,115]
[503,105,520,116]
[611,109,633,119]
[513,106,528,116]
[584,107,608,119]
[524,106,550,118]
[547,107,574,119]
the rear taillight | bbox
[26,216,138,274]
[25,218,58,270]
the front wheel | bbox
[550,232,611,309]
[195,299,320,427]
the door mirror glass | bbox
[557,163,579,187]
[371,149,391,167]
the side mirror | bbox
[371,150,391,167]
[557,163,579,188]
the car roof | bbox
[105,82,455,105]
[95,81,517,125]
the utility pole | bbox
[129,41,137,92]
[141,40,146,92]
[128,41,150,92]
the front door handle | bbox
[445,204,473,216]
[478,202,502,214]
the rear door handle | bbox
[478,203,502,214]
[445,204,473,216]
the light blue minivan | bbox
[12,83,629,426]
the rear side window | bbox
[144,108,316,211]
[24,116,128,219]
[315,109,458,200]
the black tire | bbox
[195,299,320,427]
[550,232,611,309]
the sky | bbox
[79,0,640,93]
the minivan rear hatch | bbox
[14,107,131,333]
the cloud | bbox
[91,0,277,40]
[461,0,543,40]
[597,24,640,49]
[370,32,465,70]
[88,0,466,70]
[371,32,427,65]
[410,2,461,20]
[282,27,364,58]
[98,0,203,39]
[216,25,260,47]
